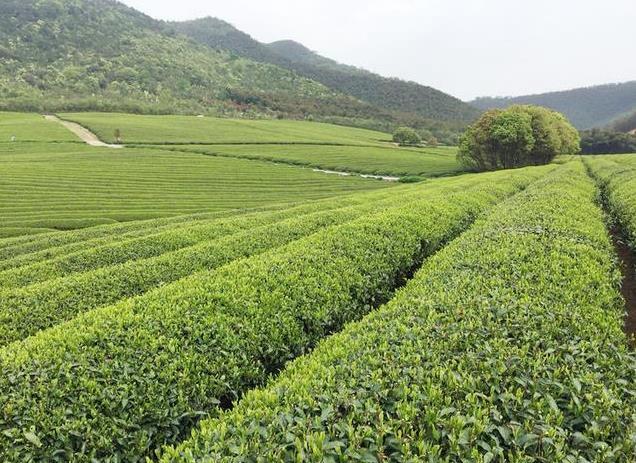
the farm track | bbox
[43,115,123,148]
[608,223,636,343]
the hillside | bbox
[170,17,480,123]
[0,0,396,122]
[611,109,636,132]
[471,81,636,129]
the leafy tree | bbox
[393,127,421,146]
[458,105,579,171]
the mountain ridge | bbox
[470,81,636,129]
[170,17,480,124]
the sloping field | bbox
[162,144,462,177]
[0,142,389,233]
[0,112,78,143]
[60,112,463,177]
[163,162,636,462]
[0,164,552,461]
[61,113,390,145]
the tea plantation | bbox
[0,112,634,462]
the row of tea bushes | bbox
[585,155,636,246]
[0,166,551,461]
[163,162,636,462]
[0,187,434,346]
[0,189,412,288]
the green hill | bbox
[170,17,480,123]
[0,1,476,141]
[471,81,636,129]
[0,0,394,122]
[611,109,636,133]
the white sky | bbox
[121,0,636,101]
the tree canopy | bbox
[392,127,422,146]
[458,105,580,171]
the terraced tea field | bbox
[0,113,401,236]
[0,111,634,462]
[61,112,391,145]
[62,112,464,178]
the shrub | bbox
[0,166,550,462]
[580,129,636,154]
[0,188,426,345]
[162,163,635,462]
[398,175,425,183]
[458,105,580,171]
[392,127,421,146]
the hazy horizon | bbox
[120,0,636,101]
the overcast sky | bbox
[121,0,635,101]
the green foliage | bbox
[0,167,549,461]
[398,175,426,183]
[585,155,636,249]
[61,112,389,145]
[58,113,464,177]
[170,144,462,177]
[580,129,636,154]
[162,163,635,462]
[0,188,423,345]
[172,18,480,124]
[458,105,580,171]
[0,210,249,264]
[0,2,473,136]
[0,0,378,124]
[0,112,77,142]
[392,126,422,146]
[472,81,636,129]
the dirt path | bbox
[584,161,636,345]
[609,223,636,346]
[44,115,123,148]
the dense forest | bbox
[0,0,371,118]
[471,81,636,129]
[0,1,477,142]
[171,18,480,123]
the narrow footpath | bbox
[584,161,636,345]
[44,115,123,148]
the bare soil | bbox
[609,223,636,346]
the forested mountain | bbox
[171,17,480,123]
[611,110,636,133]
[0,0,399,124]
[471,81,636,129]
[0,1,478,140]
